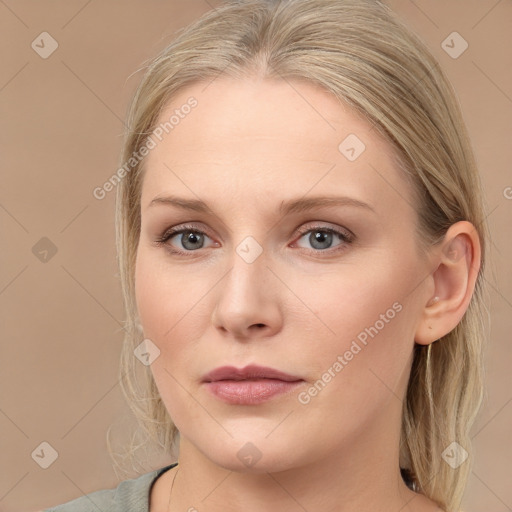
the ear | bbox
[415,221,481,345]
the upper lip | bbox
[202,364,303,383]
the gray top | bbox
[44,463,178,512]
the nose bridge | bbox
[223,234,268,303]
[211,233,281,336]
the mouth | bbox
[202,364,304,405]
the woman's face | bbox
[135,77,433,472]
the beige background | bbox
[1,1,511,511]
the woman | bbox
[45,0,488,510]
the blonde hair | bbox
[112,1,489,510]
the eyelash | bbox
[154,222,354,256]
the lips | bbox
[201,365,304,405]
[201,364,303,383]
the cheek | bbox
[135,250,196,337]
[134,250,206,419]
[134,256,168,340]
[134,248,217,370]
[289,256,417,391]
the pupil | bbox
[183,231,202,250]
[311,230,331,249]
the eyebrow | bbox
[148,194,375,215]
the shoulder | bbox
[41,463,178,512]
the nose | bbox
[211,246,283,340]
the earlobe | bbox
[414,221,481,346]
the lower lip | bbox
[204,379,304,405]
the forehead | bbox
[140,77,414,219]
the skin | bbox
[134,76,480,512]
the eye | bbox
[154,222,354,256]
[292,225,354,253]
[154,224,216,254]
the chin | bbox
[196,433,307,474]
[216,453,299,475]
